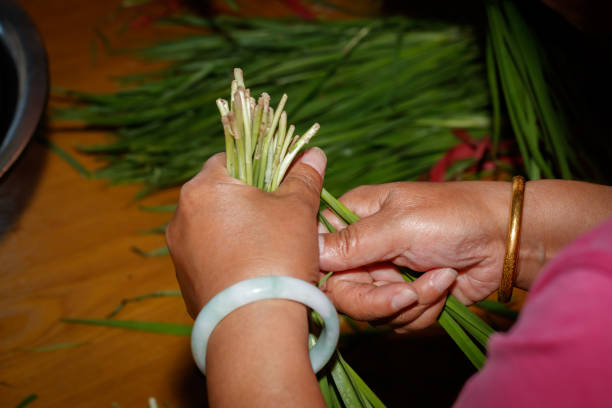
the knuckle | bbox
[336,227,359,261]
[178,180,196,202]
[288,170,320,198]
[201,152,223,171]
[178,179,205,209]
[342,184,372,202]
[349,184,373,195]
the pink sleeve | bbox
[454,217,612,408]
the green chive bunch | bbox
[56,16,491,198]
[216,68,319,191]
[215,69,498,408]
[486,0,578,180]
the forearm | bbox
[515,180,612,289]
[206,299,325,408]
[455,218,612,408]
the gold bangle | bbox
[498,175,525,303]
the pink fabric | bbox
[455,217,612,408]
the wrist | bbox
[490,180,541,291]
[207,299,310,363]
[479,180,539,292]
[514,181,544,289]
[206,299,324,407]
[199,262,318,306]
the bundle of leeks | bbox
[215,67,494,407]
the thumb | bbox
[319,210,401,271]
[276,147,326,212]
[192,152,233,182]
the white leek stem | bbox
[272,123,319,190]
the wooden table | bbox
[0,1,208,406]
[0,2,494,406]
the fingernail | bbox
[318,234,325,254]
[300,147,326,177]
[431,268,458,292]
[391,289,418,311]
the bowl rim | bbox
[0,0,48,178]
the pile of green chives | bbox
[55,16,492,198]
[486,0,579,180]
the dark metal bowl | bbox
[0,0,48,178]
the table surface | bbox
[0,1,214,406]
[0,2,518,407]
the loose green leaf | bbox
[62,318,192,336]
[16,394,38,408]
[139,223,169,235]
[39,138,90,178]
[107,290,181,318]
[131,246,169,257]
[138,204,177,213]
[19,342,88,353]
[318,271,333,289]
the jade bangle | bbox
[191,276,340,375]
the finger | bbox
[318,207,346,233]
[324,277,418,321]
[319,269,374,290]
[410,267,458,305]
[391,296,447,333]
[198,152,227,176]
[177,153,242,211]
[318,184,390,233]
[379,268,457,330]
[334,184,391,219]
[367,263,406,283]
[276,147,326,212]
[191,152,238,184]
[318,208,402,271]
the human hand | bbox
[318,181,510,331]
[166,147,327,318]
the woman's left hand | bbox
[166,148,327,317]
